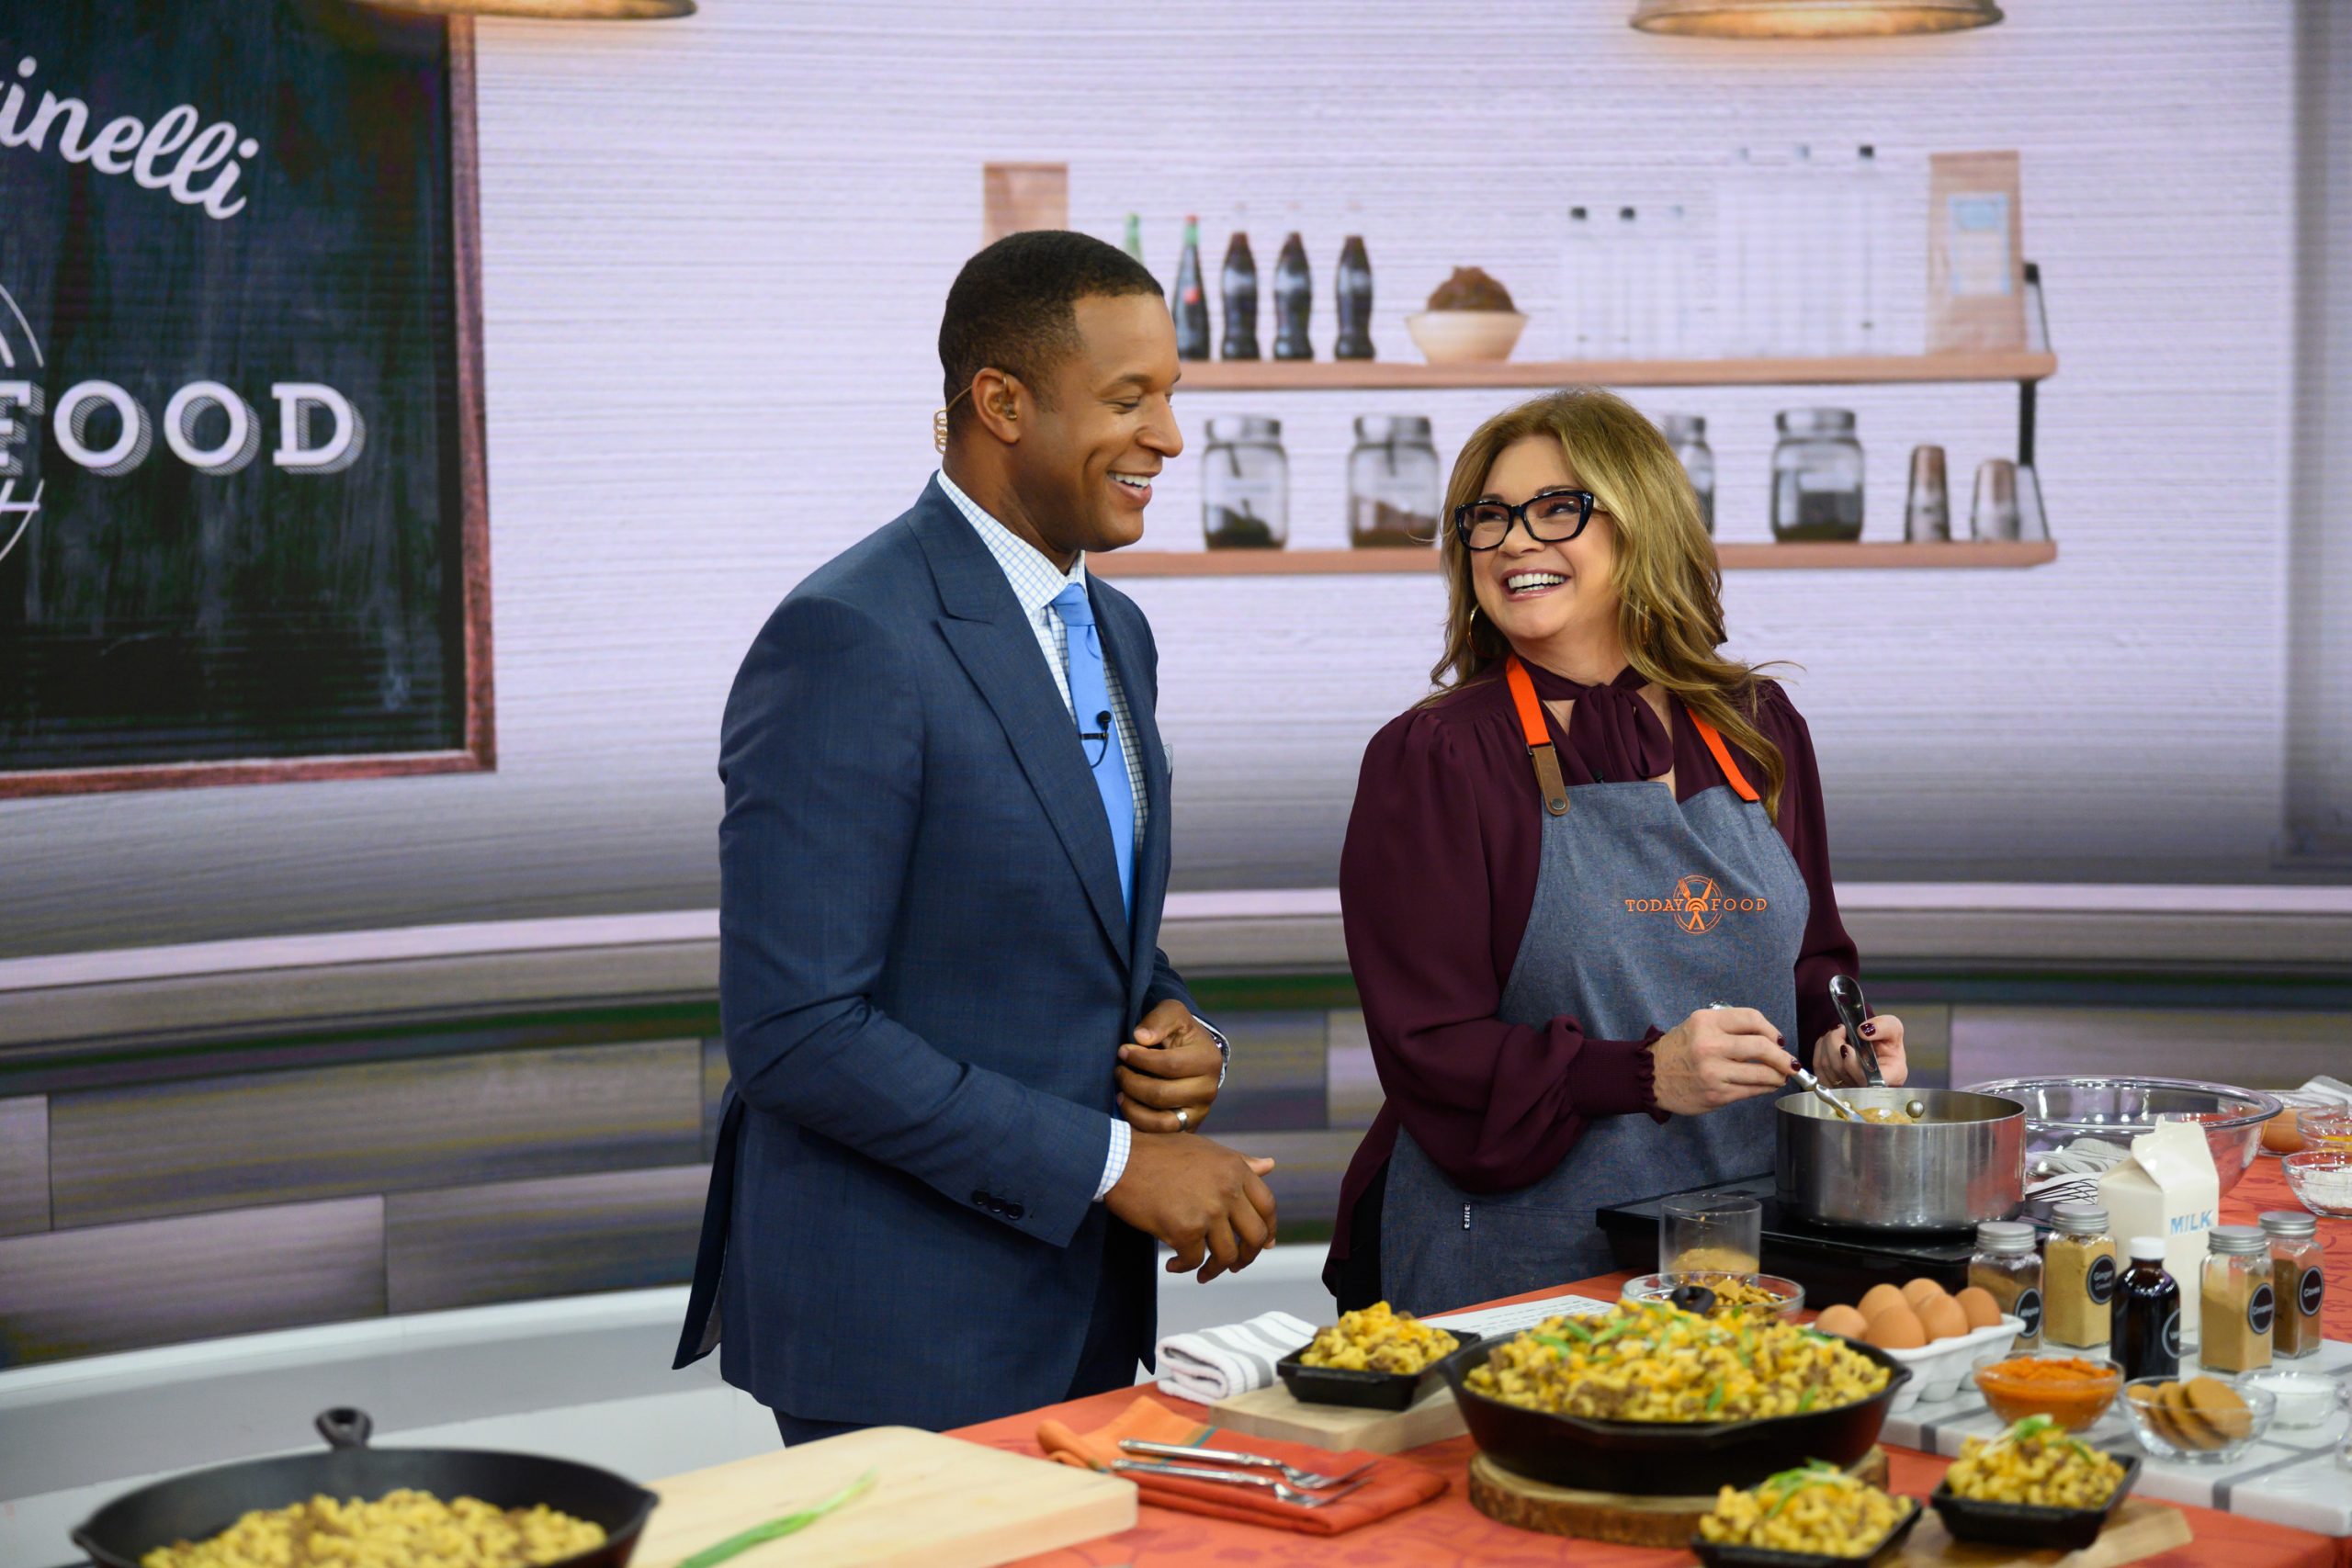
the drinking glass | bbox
[1660,1191,1763,1276]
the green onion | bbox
[1798,1386,1816,1412]
[1532,1333,1576,1356]
[1705,1384,1727,1416]
[675,1470,876,1568]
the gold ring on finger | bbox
[1176,1107,1190,1132]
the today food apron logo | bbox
[1623,874,1769,934]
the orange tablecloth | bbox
[952,1157,2350,1567]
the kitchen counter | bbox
[944,1160,2351,1566]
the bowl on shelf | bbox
[1973,1355,2122,1433]
[1963,1076,2282,1197]
[2281,1149,2352,1216]
[1622,1272,1804,1324]
[1405,310,1528,366]
[2120,1375,2275,1463]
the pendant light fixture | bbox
[353,0,695,18]
[1631,0,2001,37]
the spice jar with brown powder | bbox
[2198,1225,2275,1374]
[1969,1221,2043,1351]
[2043,1201,2119,1351]
[2259,1210,2324,1359]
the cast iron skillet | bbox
[1440,1335,1912,1494]
[73,1409,659,1568]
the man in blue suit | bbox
[675,231,1281,1441]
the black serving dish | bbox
[1928,1452,2142,1551]
[1690,1500,1923,1568]
[1275,1330,1482,1411]
[1440,1335,1912,1494]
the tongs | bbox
[1829,975,1928,1120]
[1710,999,1860,1122]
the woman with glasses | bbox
[1323,388,1906,1315]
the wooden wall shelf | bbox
[1176,352,2057,392]
[1091,542,2059,578]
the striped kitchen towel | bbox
[1154,1310,1320,1404]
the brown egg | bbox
[1859,1282,1910,1322]
[1955,1286,2005,1330]
[1864,1303,1928,1350]
[1902,1277,1949,1311]
[1919,1293,1971,1343]
[1814,1304,1871,1339]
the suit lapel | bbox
[914,489,1134,968]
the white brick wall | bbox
[0,0,2333,954]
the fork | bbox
[1117,1438,1375,1491]
[1110,1460,1373,1507]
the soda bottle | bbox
[1171,217,1209,361]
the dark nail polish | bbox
[1860,1021,1878,1036]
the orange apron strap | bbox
[1690,711,1761,804]
[1503,656,1570,816]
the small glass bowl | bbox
[2121,1374,2276,1462]
[2297,1106,2352,1151]
[2282,1149,2352,1217]
[1974,1356,2121,1432]
[1622,1271,1805,1323]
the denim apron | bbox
[1380,657,1812,1314]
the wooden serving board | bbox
[1469,1447,1892,1547]
[637,1426,1135,1568]
[1209,1379,1467,1454]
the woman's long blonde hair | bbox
[1430,387,1789,820]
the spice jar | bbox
[2043,1201,2119,1352]
[1770,408,1864,542]
[1969,1220,2044,1352]
[2260,1210,2324,1360]
[1662,413,1714,536]
[1202,415,1288,549]
[1347,416,1441,548]
[2199,1225,2275,1374]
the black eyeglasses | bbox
[1453,489,1596,551]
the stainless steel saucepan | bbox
[1775,1087,2027,1231]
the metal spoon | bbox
[1709,999,1860,1121]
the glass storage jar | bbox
[1770,407,1864,542]
[2043,1201,2119,1351]
[2260,1210,2324,1359]
[2199,1225,2275,1374]
[1348,415,1441,547]
[1969,1219,2044,1351]
[1662,413,1714,536]
[1203,415,1288,549]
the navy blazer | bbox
[673,478,1193,1429]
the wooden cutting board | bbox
[636,1426,1135,1568]
[1209,1379,1466,1454]
[1897,1499,2191,1567]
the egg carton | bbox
[1873,1315,2025,1411]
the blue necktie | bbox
[1049,583,1136,917]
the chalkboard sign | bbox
[0,0,490,796]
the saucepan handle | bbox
[316,1408,374,1450]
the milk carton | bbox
[2097,1121,2222,1343]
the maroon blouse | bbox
[1325,661,1860,1277]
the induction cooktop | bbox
[1596,1173,2051,1309]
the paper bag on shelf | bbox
[2098,1121,2220,1343]
[1927,151,2027,353]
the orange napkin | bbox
[1037,1394,1448,1536]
